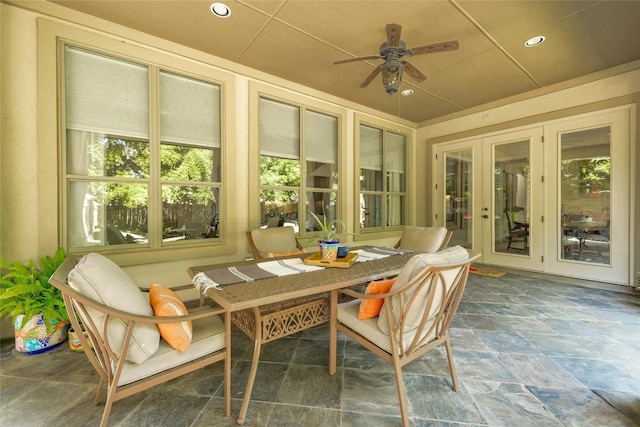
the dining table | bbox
[187,247,414,425]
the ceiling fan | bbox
[334,23,459,95]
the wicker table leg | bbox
[232,298,329,424]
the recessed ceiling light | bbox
[210,2,231,18]
[524,36,545,47]
[400,89,414,96]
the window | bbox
[258,97,339,236]
[63,45,222,252]
[359,123,407,230]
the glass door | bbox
[445,149,474,248]
[560,127,611,265]
[546,109,630,284]
[435,139,481,253]
[482,128,544,270]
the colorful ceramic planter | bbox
[14,313,69,355]
[319,240,339,261]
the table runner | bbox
[192,247,412,293]
[352,247,411,261]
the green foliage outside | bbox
[98,138,217,207]
[259,156,300,201]
[91,138,219,233]
[561,158,610,196]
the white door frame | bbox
[432,105,635,285]
[544,108,631,284]
[481,128,544,271]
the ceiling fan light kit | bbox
[335,23,459,96]
[382,59,403,95]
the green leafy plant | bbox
[0,248,69,333]
[307,211,346,243]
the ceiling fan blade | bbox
[386,23,402,48]
[402,61,427,83]
[359,64,383,88]
[407,40,459,56]
[334,55,382,65]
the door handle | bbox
[482,215,489,219]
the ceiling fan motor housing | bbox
[380,40,406,60]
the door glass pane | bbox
[445,150,472,248]
[494,140,530,255]
[560,127,610,264]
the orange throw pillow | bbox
[358,278,396,320]
[149,284,193,352]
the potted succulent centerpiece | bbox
[308,211,346,261]
[0,248,70,354]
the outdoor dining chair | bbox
[329,246,481,427]
[49,253,230,427]
[394,225,452,253]
[246,226,305,259]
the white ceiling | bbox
[49,0,640,123]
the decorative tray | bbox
[303,252,358,268]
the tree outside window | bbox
[64,46,222,251]
[258,97,339,236]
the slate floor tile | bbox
[551,357,640,394]
[528,386,639,427]
[464,380,563,427]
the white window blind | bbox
[386,131,406,173]
[259,98,300,159]
[305,110,337,164]
[160,72,221,147]
[64,46,149,138]
[360,125,383,171]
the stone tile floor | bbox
[1,269,639,426]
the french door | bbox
[434,107,632,285]
[481,128,544,270]
[435,128,544,272]
[545,109,630,284]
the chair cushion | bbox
[149,284,193,352]
[68,253,160,364]
[358,279,395,320]
[250,226,299,258]
[397,226,447,253]
[118,307,225,386]
[338,300,435,354]
[377,246,469,335]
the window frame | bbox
[248,83,348,242]
[57,38,232,259]
[355,115,414,238]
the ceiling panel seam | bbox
[234,0,287,62]
[449,0,543,89]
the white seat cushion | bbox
[68,253,160,364]
[338,300,435,354]
[118,307,226,385]
[397,226,447,253]
[377,246,469,335]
